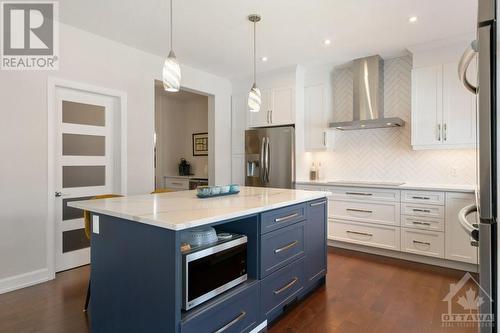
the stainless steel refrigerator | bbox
[458,0,497,330]
[245,126,295,189]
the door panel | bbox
[54,87,116,272]
[272,87,294,125]
[248,89,271,127]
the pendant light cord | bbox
[170,0,173,51]
[253,21,256,84]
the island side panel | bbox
[90,214,181,333]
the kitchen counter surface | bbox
[68,186,328,231]
[295,180,475,193]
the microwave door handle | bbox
[459,204,479,241]
[458,40,478,94]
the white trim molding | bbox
[46,77,128,281]
[0,269,51,295]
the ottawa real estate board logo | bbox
[1,1,59,70]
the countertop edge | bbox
[294,181,475,193]
[68,192,328,231]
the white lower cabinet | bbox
[329,219,401,251]
[445,192,478,264]
[401,228,444,258]
[298,183,478,268]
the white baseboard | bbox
[328,240,478,273]
[0,268,54,294]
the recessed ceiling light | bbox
[408,16,418,23]
[261,56,268,62]
[323,39,331,46]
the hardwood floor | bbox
[0,248,479,333]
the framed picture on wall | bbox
[192,132,208,156]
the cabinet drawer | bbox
[165,178,189,190]
[401,228,444,258]
[329,219,401,251]
[402,215,444,231]
[181,282,260,333]
[261,203,306,234]
[329,200,400,226]
[401,203,444,219]
[261,257,304,323]
[402,190,445,205]
[261,222,305,277]
[328,186,400,202]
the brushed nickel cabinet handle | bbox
[413,208,431,213]
[274,240,299,254]
[443,123,447,141]
[214,311,247,333]
[412,221,431,226]
[412,196,430,200]
[275,212,299,223]
[346,208,373,213]
[323,132,327,146]
[345,192,373,196]
[270,110,273,123]
[413,240,431,246]
[273,277,299,295]
[437,124,441,141]
[346,230,373,237]
[310,201,327,207]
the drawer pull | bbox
[213,311,247,333]
[346,192,373,196]
[346,208,373,213]
[171,182,184,186]
[273,277,299,295]
[413,240,431,246]
[310,201,327,207]
[413,208,431,213]
[274,240,299,254]
[412,221,431,226]
[412,196,430,200]
[275,212,299,223]
[346,230,373,237]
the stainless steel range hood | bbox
[329,55,405,130]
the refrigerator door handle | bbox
[260,138,266,183]
[458,204,479,241]
[266,137,270,183]
[457,40,478,94]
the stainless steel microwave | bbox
[182,234,248,310]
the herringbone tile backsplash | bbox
[314,55,476,185]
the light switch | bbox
[93,215,100,234]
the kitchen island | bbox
[69,186,328,333]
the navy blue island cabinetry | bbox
[69,187,328,333]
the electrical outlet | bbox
[93,215,100,234]
[451,167,458,177]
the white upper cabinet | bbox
[442,61,477,146]
[248,86,295,127]
[411,65,443,146]
[304,84,330,151]
[411,61,476,150]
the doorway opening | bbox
[154,81,211,191]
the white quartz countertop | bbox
[68,186,328,231]
[295,180,475,193]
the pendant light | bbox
[162,0,181,92]
[248,14,261,112]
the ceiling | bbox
[59,0,477,79]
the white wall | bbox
[155,90,209,185]
[301,54,476,184]
[0,23,231,292]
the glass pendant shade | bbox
[248,83,261,112]
[162,50,181,92]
